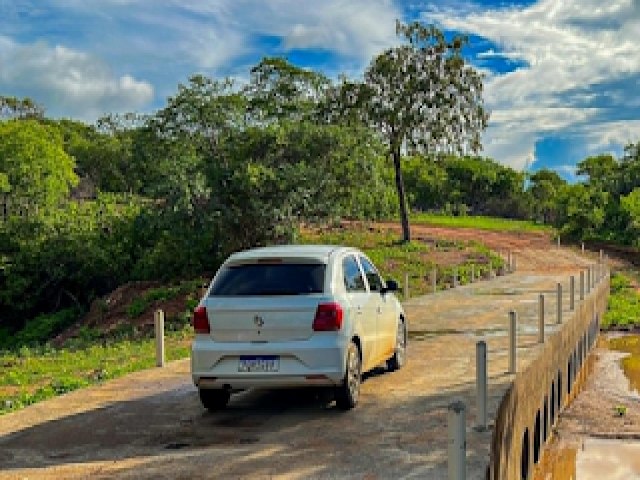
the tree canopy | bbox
[330,21,489,241]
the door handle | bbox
[356,305,363,315]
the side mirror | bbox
[381,279,398,294]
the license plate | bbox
[238,355,280,372]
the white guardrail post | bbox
[154,309,165,367]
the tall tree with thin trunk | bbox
[330,21,488,241]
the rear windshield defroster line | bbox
[209,263,326,296]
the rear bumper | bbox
[191,335,347,389]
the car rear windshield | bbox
[209,263,326,296]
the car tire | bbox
[335,341,362,410]
[387,317,407,371]
[199,388,230,411]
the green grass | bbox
[0,281,202,416]
[0,326,192,415]
[602,272,640,329]
[300,223,505,299]
[407,213,551,233]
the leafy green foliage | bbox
[1,194,141,326]
[328,21,489,242]
[0,119,78,212]
[0,308,80,350]
[403,155,528,218]
[126,281,204,319]
[602,272,640,328]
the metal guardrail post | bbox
[448,400,467,480]
[509,310,517,373]
[476,341,488,431]
[538,294,545,343]
[569,276,575,311]
[404,272,409,300]
[556,283,563,324]
[154,309,165,367]
[432,268,437,294]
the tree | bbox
[528,169,566,224]
[620,188,640,246]
[246,57,330,122]
[0,96,44,120]
[0,120,78,212]
[330,21,488,241]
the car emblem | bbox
[254,315,265,328]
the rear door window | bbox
[343,255,367,292]
[359,256,383,292]
[210,263,325,296]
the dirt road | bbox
[0,225,597,479]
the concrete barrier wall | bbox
[488,272,610,480]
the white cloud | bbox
[0,36,153,120]
[426,0,640,166]
[581,119,640,152]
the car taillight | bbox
[192,306,210,334]
[312,302,344,331]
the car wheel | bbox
[387,317,407,371]
[335,341,361,410]
[198,388,230,411]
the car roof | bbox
[226,244,359,264]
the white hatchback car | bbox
[191,245,407,410]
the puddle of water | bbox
[534,440,640,480]
[609,335,640,394]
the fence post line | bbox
[557,235,561,248]
[580,271,585,301]
[599,249,603,263]
[556,283,563,324]
[509,310,517,373]
[581,242,585,254]
[586,268,591,294]
[432,268,437,294]
[404,272,409,300]
[538,294,545,344]
[154,309,165,367]
[476,341,488,431]
[471,264,475,283]
[448,400,467,480]
[569,276,575,311]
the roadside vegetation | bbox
[300,223,504,299]
[602,271,640,329]
[0,327,191,415]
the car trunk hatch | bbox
[203,297,324,342]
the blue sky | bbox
[1,0,639,179]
